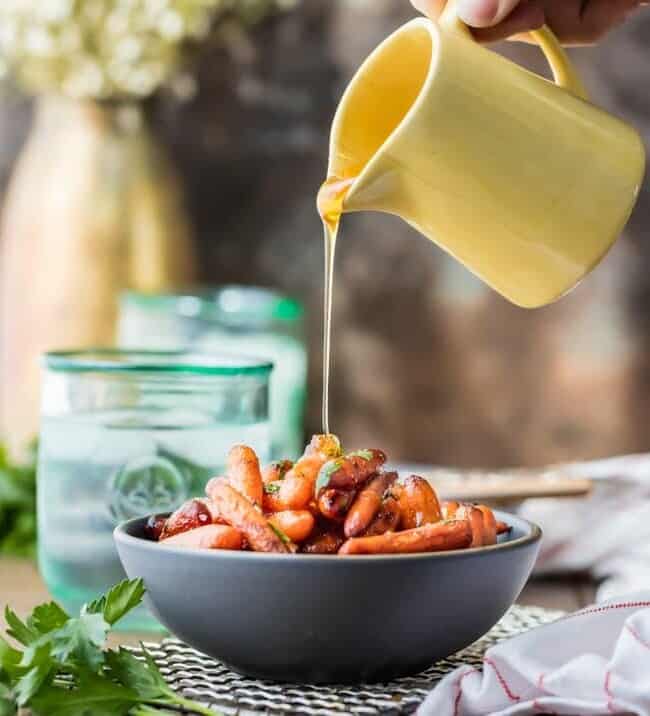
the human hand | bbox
[410,0,646,45]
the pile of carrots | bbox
[146,434,509,555]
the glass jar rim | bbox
[121,285,304,325]
[44,349,273,376]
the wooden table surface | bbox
[0,557,597,646]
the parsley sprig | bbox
[0,578,218,715]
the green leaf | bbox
[14,645,53,706]
[0,687,16,716]
[30,669,138,716]
[105,648,171,701]
[106,647,218,715]
[0,637,21,671]
[139,647,172,694]
[315,459,343,494]
[0,698,16,716]
[49,612,109,672]
[1,578,221,716]
[86,579,145,627]
[4,607,38,646]
[27,603,69,635]
[263,482,281,495]
[347,449,373,461]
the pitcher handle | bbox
[438,1,588,100]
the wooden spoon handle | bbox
[433,476,592,502]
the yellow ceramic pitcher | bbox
[326,3,645,308]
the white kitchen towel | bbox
[518,453,650,600]
[417,593,650,716]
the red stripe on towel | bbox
[561,602,650,622]
[453,668,477,716]
[626,623,650,650]
[483,657,520,702]
[604,670,616,713]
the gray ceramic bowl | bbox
[114,511,541,684]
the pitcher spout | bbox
[326,18,438,217]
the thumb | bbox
[456,0,522,27]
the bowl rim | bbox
[114,510,541,564]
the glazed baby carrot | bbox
[339,520,472,555]
[227,445,264,507]
[317,487,357,521]
[266,456,329,511]
[344,472,397,538]
[363,494,401,536]
[394,475,442,529]
[455,504,486,548]
[267,510,315,543]
[152,437,511,558]
[161,524,243,551]
[476,504,497,546]
[210,481,289,553]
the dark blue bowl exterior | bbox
[115,512,540,683]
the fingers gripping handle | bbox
[437,0,589,101]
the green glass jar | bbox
[118,286,307,459]
[37,350,272,630]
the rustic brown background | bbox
[1,0,649,468]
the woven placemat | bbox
[133,604,564,715]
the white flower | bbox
[0,0,298,99]
[159,10,184,40]
[24,27,54,55]
[116,36,142,62]
[36,0,73,23]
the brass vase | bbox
[0,97,196,456]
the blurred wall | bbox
[1,0,649,467]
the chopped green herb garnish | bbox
[347,449,373,461]
[269,523,291,545]
[264,482,281,495]
[314,458,343,494]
